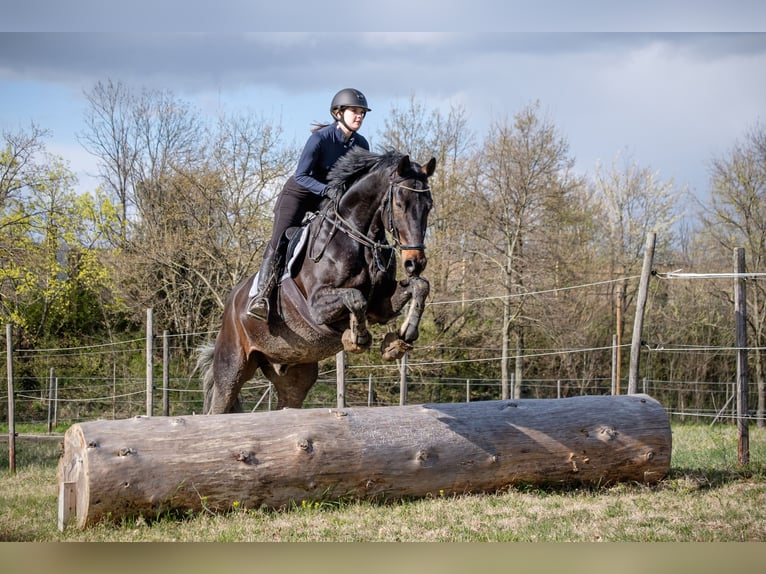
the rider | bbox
[246,88,372,321]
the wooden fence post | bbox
[628,232,656,394]
[734,247,750,465]
[399,353,408,405]
[53,377,59,429]
[47,367,55,434]
[336,351,345,408]
[611,334,617,395]
[146,308,154,416]
[616,285,622,395]
[6,323,15,473]
[162,330,170,417]
[368,374,373,407]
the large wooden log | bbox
[57,394,671,529]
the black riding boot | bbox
[246,243,279,321]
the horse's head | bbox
[386,154,436,277]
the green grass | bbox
[1,423,765,541]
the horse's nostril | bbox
[404,257,424,277]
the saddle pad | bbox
[282,225,310,281]
[246,225,310,300]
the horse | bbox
[197,147,436,413]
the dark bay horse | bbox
[198,148,436,413]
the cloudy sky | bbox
[2,2,765,206]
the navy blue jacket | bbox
[294,123,370,196]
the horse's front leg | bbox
[398,276,430,342]
[381,276,430,360]
[310,287,372,353]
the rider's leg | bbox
[246,241,280,320]
[246,179,319,321]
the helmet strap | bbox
[335,108,357,140]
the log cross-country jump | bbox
[57,394,671,529]
[197,148,436,414]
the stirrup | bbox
[247,297,269,321]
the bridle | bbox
[309,171,431,272]
[382,175,431,252]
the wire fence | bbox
[2,327,763,430]
[3,262,765,430]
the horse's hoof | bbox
[342,329,372,353]
[381,332,413,361]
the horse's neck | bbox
[337,179,386,238]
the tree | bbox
[589,151,682,392]
[80,80,297,337]
[203,112,296,296]
[378,96,485,397]
[702,122,766,426]
[1,126,124,345]
[471,102,580,398]
[79,80,138,245]
[379,95,477,325]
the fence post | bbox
[6,323,15,473]
[162,330,170,417]
[616,285,622,395]
[47,367,55,434]
[336,351,345,408]
[53,377,59,429]
[146,308,154,416]
[628,231,656,394]
[368,374,374,407]
[399,353,408,406]
[466,379,470,402]
[611,334,618,395]
[112,361,117,420]
[734,247,750,465]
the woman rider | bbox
[246,88,371,321]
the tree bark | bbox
[58,394,671,529]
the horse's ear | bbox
[397,155,411,176]
[424,157,436,177]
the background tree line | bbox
[2,80,765,424]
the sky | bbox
[1,2,766,210]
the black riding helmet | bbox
[330,88,371,115]
[330,88,371,130]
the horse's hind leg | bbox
[260,361,319,409]
[208,344,258,414]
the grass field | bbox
[1,422,765,542]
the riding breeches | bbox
[268,176,322,250]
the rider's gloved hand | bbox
[323,183,342,200]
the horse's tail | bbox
[195,342,216,414]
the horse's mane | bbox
[328,147,403,189]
